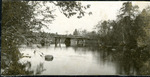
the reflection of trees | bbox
[71,43,150,75]
[83,46,150,75]
[100,47,150,75]
[35,62,46,75]
[20,61,45,75]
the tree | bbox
[28,1,91,32]
[80,29,88,36]
[2,1,34,75]
[116,2,141,48]
[73,29,79,35]
[136,6,150,47]
[117,2,139,19]
[95,20,116,45]
[94,2,146,48]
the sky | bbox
[40,1,150,35]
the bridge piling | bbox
[55,37,61,47]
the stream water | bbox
[19,44,138,75]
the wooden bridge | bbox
[54,35,90,47]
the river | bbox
[19,44,138,75]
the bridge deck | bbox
[54,35,90,39]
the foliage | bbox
[95,2,147,48]
[2,1,34,75]
[137,6,150,47]
[54,1,91,18]
[30,1,91,31]
[117,2,139,19]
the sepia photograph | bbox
[1,0,150,76]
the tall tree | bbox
[116,2,140,48]
[117,2,139,19]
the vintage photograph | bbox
[1,0,150,75]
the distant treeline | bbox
[23,32,60,45]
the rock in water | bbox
[45,55,53,61]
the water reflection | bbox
[98,47,150,75]
[19,44,150,75]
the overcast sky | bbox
[41,1,150,35]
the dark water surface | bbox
[19,44,142,75]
